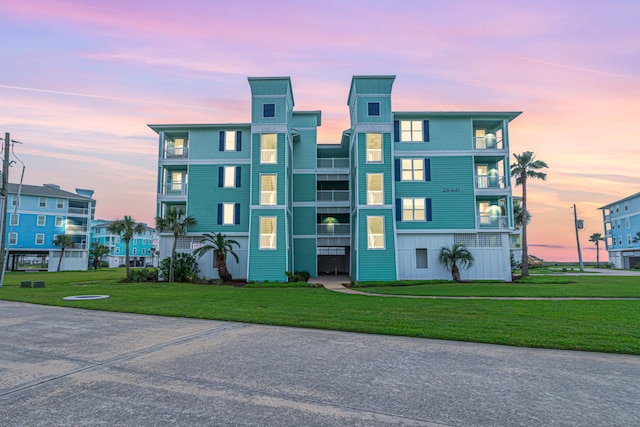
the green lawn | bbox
[1,269,639,355]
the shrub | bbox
[633,263,640,270]
[286,270,311,283]
[159,253,200,282]
[128,268,158,282]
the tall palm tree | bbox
[156,207,197,282]
[108,216,146,279]
[193,232,240,282]
[438,243,474,282]
[53,234,75,272]
[512,200,531,229]
[588,233,604,268]
[511,151,548,277]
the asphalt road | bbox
[1,300,638,426]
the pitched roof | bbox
[7,183,94,201]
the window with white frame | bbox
[11,195,18,206]
[402,198,425,221]
[142,248,146,254]
[223,203,235,225]
[132,248,137,254]
[35,234,44,245]
[400,120,422,142]
[37,215,46,226]
[116,247,120,254]
[416,249,428,269]
[625,202,628,211]
[367,174,383,205]
[367,216,385,249]
[626,218,630,228]
[57,198,64,209]
[39,197,46,208]
[628,234,632,245]
[617,220,621,229]
[9,233,17,245]
[619,236,623,245]
[133,239,137,245]
[55,217,63,227]
[10,214,19,226]
[259,217,276,249]
[261,134,277,163]
[224,131,236,151]
[260,174,277,205]
[366,133,382,163]
[224,166,236,188]
[401,159,424,181]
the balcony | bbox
[317,223,350,236]
[164,146,189,159]
[317,190,349,203]
[317,158,349,169]
[473,136,504,150]
[478,214,509,229]
[475,175,507,190]
[66,224,88,233]
[68,207,89,215]
[162,183,188,196]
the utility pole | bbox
[0,133,10,287]
[573,204,585,272]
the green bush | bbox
[286,270,310,283]
[128,268,158,282]
[633,263,640,270]
[159,253,199,282]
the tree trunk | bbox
[169,232,178,282]
[57,247,65,272]
[521,175,529,277]
[125,239,131,279]
[217,253,232,282]
[596,242,599,268]
[451,264,461,282]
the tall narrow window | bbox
[224,131,236,151]
[367,174,384,205]
[10,214,19,226]
[261,134,277,163]
[37,215,46,226]
[260,217,276,249]
[35,234,45,245]
[260,174,277,205]
[224,166,236,188]
[9,233,17,245]
[416,249,428,269]
[170,172,185,193]
[366,133,382,163]
[400,120,422,142]
[39,197,46,208]
[367,216,385,249]
[401,159,424,181]
[55,217,63,227]
[57,198,64,209]
[223,203,235,225]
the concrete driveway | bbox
[1,301,638,426]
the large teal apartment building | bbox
[150,76,520,282]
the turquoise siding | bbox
[293,174,316,202]
[292,129,318,169]
[248,209,287,282]
[292,207,316,235]
[356,96,392,123]
[427,117,472,151]
[187,165,218,232]
[356,210,396,281]
[356,132,393,206]
[293,238,317,276]
[189,129,250,160]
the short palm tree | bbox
[633,232,640,244]
[156,207,197,282]
[53,234,75,272]
[193,232,240,282]
[108,216,146,279]
[588,233,604,268]
[89,242,111,269]
[511,151,548,277]
[438,243,474,282]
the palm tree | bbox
[511,151,548,277]
[512,200,531,229]
[588,233,604,268]
[108,216,146,279]
[52,234,75,272]
[89,242,111,269]
[156,207,197,282]
[193,232,240,282]
[438,243,474,282]
[633,232,640,244]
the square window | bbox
[402,198,425,221]
[36,234,45,245]
[401,159,424,181]
[39,197,46,208]
[223,203,235,225]
[368,102,380,116]
[57,198,64,209]
[260,174,277,205]
[367,216,385,249]
[37,216,46,226]
[263,103,275,118]
[261,134,277,164]
[416,249,428,269]
[366,133,382,163]
[400,120,423,142]
[224,166,236,188]
[367,174,384,205]
[260,217,276,249]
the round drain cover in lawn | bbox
[63,295,110,301]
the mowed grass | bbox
[0,269,639,355]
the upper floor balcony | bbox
[163,133,188,159]
[473,120,506,151]
[68,207,89,215]
[317,190,349,203]
[478,214,510,229]
[475,175,507,190]
[473,135,504,150]
[161,182,188,196]
[317,223,350,236]
[66,224,89,233]
[317,158,349,170]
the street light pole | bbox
[0,133,10,287]
[573,204,585,272]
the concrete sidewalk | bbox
[1,301,639,426]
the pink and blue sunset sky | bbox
[1,0,639,262]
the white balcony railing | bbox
[473,136,504,150]
[162,183,188,196]
[66,225,88,233]
[317,223,350,236]
[164,147,189,158]
[475,175,506,189]
[317,158,349,169]
[317,190,349,202]
[478,214,509,229]
[68,207,89,215]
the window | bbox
[36,234,44,245]
[625,203,628,211]
[11,196,18,206]
[223,203,235,225]
[367,174,384,205]
[617,220,621,229]
[223,166,236,188]
[366,133,382,163]
[368,102,380,116]
[10,214,19,226]
[171,171,185,192]
[224,131,236,151]
[400,120,423,142]
[39,197,46,207]
[402,198,425,221]
[259,217,276,249]
[116,247,120,254]
[142,248,146,254]
[619,236,623,245]
[9,233,17,245]
[132,248,137,255]
[628,235,632,245]
[401,159,424,181]
[37,215,46,226]
[626,218,630,228]
[133,239,137,245]
[261,134,277,163]
[55,217,63,227]
[57,198,64,209]
[260,174,277,205]
[416,249,428,269]
[367,216,385,249]
[263,103,275,118]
